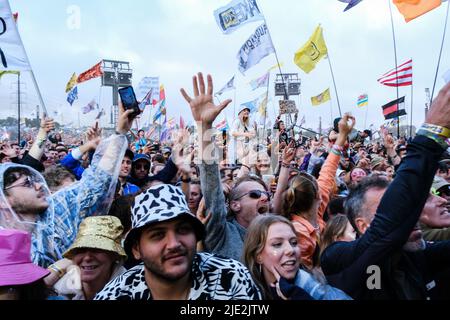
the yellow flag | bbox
[311,88,330,106]
[65,72,78,93]
[258,96,268,117]
[294,25,328,74]
[0,70,20,79]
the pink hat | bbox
[0,229,49,286]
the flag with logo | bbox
[393,0,441,22]
[0,0,31,71]
[294,25,328,74]
[357,94,368,107]
[382,96,407,120]
[378,59,413,87]
[65,72,78,93]
[249,72,269,91]
[237,24,275,75]
[67,87,78,106]
[214,0,264,34]
[311,88,331,106]
[77,61,103,84]
[216,76,235,96]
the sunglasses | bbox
[4,176,38,190]
[235,190,271,201]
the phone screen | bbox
[119,86,139,113]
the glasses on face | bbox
[135,164,150,170]
[235,190,271,201]
[4,176,38,190]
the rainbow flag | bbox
[357,94,368,107]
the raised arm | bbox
[28,117,55,161]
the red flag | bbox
[77,61,103,84]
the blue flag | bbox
[342,0,363,12]
[67,87,78,106]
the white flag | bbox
[237,24,275,75]
[0,0,31,70]
[214,0,264,35]
[137,76,159,102]
[215,76,235,96]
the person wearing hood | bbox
[231,106,256,161]
[0,103,137,267]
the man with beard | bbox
[0,103,136,267]
[180,72,270,262]
[320,82,450,299]
[95,184,261,300]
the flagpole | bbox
[17,73,20,144]
[388,0,400,138]
[430,0,450,103]
[326,55,342,117]
[410,78,414,138]
[262,73,271,151]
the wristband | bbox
[416,129,449,150]
[48,264,65,278]
[330,149,341,156]
[422,123,450,139]
[332,144,344,152]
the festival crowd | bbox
[0,73,449,301]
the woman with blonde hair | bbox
[243,214,351,300]
[320,214,356,257]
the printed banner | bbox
[214,0,264,35]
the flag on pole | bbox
[215,76,235,96]
[257,96,268,125]
[382,96,407,120]
[82,99,98,114]
[249,72,269,91]
[393,0,441,23]
[159,85,166,108]
[65,72,78,93]
[95,108,106,120]
[294,25,328,74]
[0,0,31,71]
[137,77,159,104]
[357,94,369,107]
[311,88,331,106]
[213,0,264,35]
[237,24,275,75]
[67,87,78,106]
[339,0,364,12]
[139,88,153,111]
[378,59,413,87]
[77,61,103,84]
[215,119,229,132]
[0,70,19,79]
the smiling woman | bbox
[47,216,127,300]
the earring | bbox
[258,263,262,274]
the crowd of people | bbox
[0,72,449,301]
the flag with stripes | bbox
[215,119,229,132]
[378,59,412,87]
[382,96,407,120]
[357,94,368,107]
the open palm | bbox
[180,73,232,126]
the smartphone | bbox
[118,86,140,116]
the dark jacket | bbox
[320,135,449,300]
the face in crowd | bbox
[134,159,150,180]
[188,183,202,213]
[230,179,270,228]
[3,169,49,218]
[132,218,197,283]
[239,109,250,123]
[120,156,133,179]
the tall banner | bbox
[137,76,159,102]
[0,0,31,70]
[237,24,275,75]
[214,0,264,35]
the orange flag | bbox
[77,61,103,84]
[393,0,442,22]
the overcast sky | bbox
[2,0,449,134]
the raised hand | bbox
[180,73,232,128]
[282,140,296,165]
[426,82,450,128]
[40,117,55,133]
[116,101,137,135]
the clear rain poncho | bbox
[0,134,128,267]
